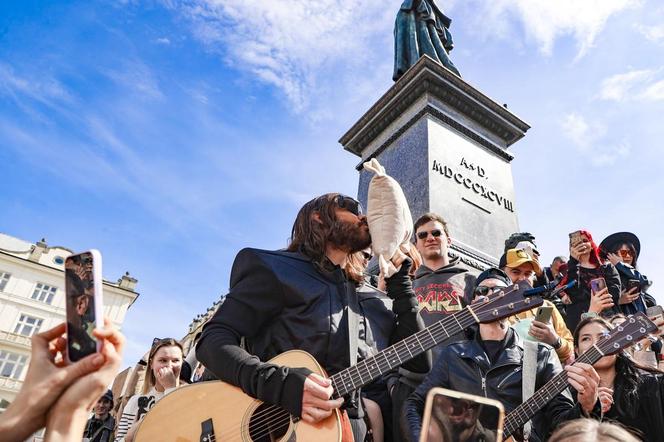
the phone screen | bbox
[420,388,504,442]
[65,251,100,362]
[590,278,606,296]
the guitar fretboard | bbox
[331,308,475,398]
[503,346,602,437]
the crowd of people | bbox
[1,192,662,442]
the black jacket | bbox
[600,371,664,442]
[196,248,429,417]
[403,328,584,442]
[564,258,621,332]
[614,262,652,315]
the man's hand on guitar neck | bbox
[301,373,344,423]
[565,362,600,415]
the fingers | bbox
[301,397,344,423]
[32,323,67,358]
[566,363,599,393]
[304,374,334,400]
[301,407,334,423]
[62,352,105,384]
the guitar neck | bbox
[331,308,475,398]
[503,347,602,438]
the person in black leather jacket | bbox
[403,268,600,442]
[196,193,430,441]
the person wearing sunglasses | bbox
[599,232,654,315]
[501,248,574,364]
[196,193,429,442]
[390,213,477,442]
[403,268,599,442]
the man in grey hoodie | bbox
[390,212,477,441]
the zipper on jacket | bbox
[496,366,521,389]
[477,366,488,397]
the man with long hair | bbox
[197,193,429,441]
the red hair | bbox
[579,230,603,267]
[558,230,602,289]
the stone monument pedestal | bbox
[339,56,530,270]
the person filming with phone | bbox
[403,268,600,442]
[559,230,621,332]
[500,248,574,364]
[599,232,654,316]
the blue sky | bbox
[1,0,663,366]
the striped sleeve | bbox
[113,395,139,442]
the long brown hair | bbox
[286,193,365,283]
[142,338,184,394]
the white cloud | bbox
[635,23,664,43]
[167,0,393,113]
[598,68,664,101]
[466,0,641,59]
[598,69,655,101]
[155,37,171,45]
[561,112,631,166]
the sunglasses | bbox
[473,286,498,298]
[416,229,443,240]
[618,249,634,258]
[335,195,363,216]
[361,251,373,260]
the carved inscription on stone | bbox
[432,158,514,213]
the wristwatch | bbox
[553,337,563,350]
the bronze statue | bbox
[393,0,460,81]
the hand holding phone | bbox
[534,306,553,324]
[569,231,584,248]
[589,278,607,296]
[65,250,103,363]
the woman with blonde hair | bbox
[114,338,183,442]
[548,418,639,442]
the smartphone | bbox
[627,279,641,292]
[420,387,504,442]
[646,305,664,323]
[589,277,606,296]
[534,305,553,324]
[569,230,584,247]
[65,250,103,363]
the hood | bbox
[414,255,469,279]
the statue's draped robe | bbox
[393,0,460,81]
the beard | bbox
[328,218,371,253]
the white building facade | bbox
[0,233,139,411]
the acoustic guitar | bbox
[503,312,657,441]
[135,283,543,442]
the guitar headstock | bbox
[595,312,658,356]
[472,282,544,324]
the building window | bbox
[13,314,43,337]
[0,350,28,379]
[0,271,10,291]
[31,283,57,304]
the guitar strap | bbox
[345,282,361,442]
[522,340,538,441]
[347,281,360,367]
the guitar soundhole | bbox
[248,403,291,441]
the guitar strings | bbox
[210,288,528,441]
[504,318,645,437]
